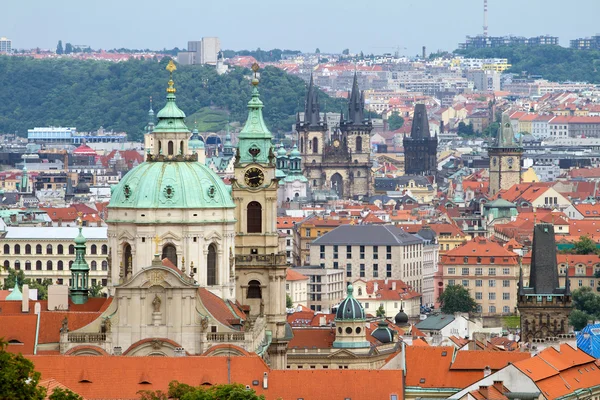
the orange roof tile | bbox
[450,350,530,370]
[286,269,308,281]
[288,328,335,349]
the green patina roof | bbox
[189,129,205,150]
[335,285,366,321]
[276,169,287,179]
[109,161,234,209]
[6,282,22,301]
[485,198,517,208]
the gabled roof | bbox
[286,269,308,281]
[312,225,423,246]
[415,313,455,331]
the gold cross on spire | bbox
[77,212,83,227]
[166,60,177,93]
[153,235,160,254]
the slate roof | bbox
[415,313,455,331]
[312,225,424,246]
[522,223,565,295]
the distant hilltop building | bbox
[459,34,558,49]
[570,35,600,50]
[0,37,11,53]
[27,127,126,145]
[178,37,221,66]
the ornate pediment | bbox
[116,265,198,289]
[160,231,182,242]
[118,230,135,241]
[328,349,359,359]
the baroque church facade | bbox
[297,74,373,199]
[59,62,290,368]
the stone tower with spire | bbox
[232,63,290,369]
[70,222,90,305]
[489,113,523,196]
[297,72,373,199]
[403,104,438,177]
[518,223,572,342]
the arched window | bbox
[162,244,177,267]
[14,260,20,270]
[180,140,184,155]
[46,260,53,270]
[356,135,362,152]
[207,244,217,286]
[247,280,262,299]
[57,244,63,254]
[91,261,97,271]
[36,244,42,254]
[25,244,31,254]
[102,260,108,271]
[158,141,162,154]
[247,201,262,233]
[91,244,97,255]
[69,244,75,255]
[3,244,9,254]
[101,245,108,255]
[3,260,9,269]
[312,137,318,154]
[123,243,132,272]
[25,261,31,271]
[36,260,42,270]
[168,141,174,155]
[14,244,20,254]
[46,244,53,254]
[58,261,64,271]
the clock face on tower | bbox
[333,139,340,148]
[507,157,514,167]
[244,167,264,187]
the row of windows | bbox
[323,245,393,260]
[473,292,512,300]
[475,305,511,313]
[448,279,511,287]
[447,267,511,275]
[340,263,393,278]
[3,243,107,255]
[3,259,108,271]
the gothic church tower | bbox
[489,113,523,196]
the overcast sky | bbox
[3,0,599,55]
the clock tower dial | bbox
[244,167,264,187]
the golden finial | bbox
[166,60,177,93]
[77,211,83,227]
[251,62,260,86]
[153,235,160,254]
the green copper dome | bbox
[189,129,205,150]
[335,285,365,321]
[109,161,234,210]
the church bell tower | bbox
[489,113,523,196]
[232,64,290,369]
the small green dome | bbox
[289,144,301,158]
[108,161,234,210]
[277,143,287,157]
[189,129,205,150]
[335,284,365,321]
[6,282,22,301]
[276,169,287,179]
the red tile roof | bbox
[198,288,245,329]
[288,328,335,349]
[443,237,518,265]
[286,269,308,281]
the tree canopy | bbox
[1,267,52,300]
[138,381,265,400]
[0,56,344,141]
[438,284,478,314]
[455,45,600,84]
[569,286,600,330]
[387,112,404,131]
[0,339,46,400]
[571,235,599,255]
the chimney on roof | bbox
[492,381,504,392]
[263,372,268,389]
[373,282,379,293]
[22,284,29,313]
[483,365,492,377]
[319,315,326,326]
[392,281,397,291]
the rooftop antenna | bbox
[483,0,489,37]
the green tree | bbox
[2,267,52,300]
[89,282,105,298]
[376,305,386,317]
[572,287,600,317]
[315,48,320,54]
[457,121,475,136]
[569,309,591,331]
[48,388,84,400]
[342,48,350,55]
[56,40,63,55]
[387,112,405,131]
[481,122,500,138]
[64,43,73,54]
[139,381,265,400]
[0,338,47,400]
[438,285,478,314]
[572,235,598,255]
[286,294,293,308]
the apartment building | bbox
[0,226,109,287]
[441,237,519,315]
[0,37,11,53]
[294,216,352,266]
[292,265,345,312]
[310,225,426,293]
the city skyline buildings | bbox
[2,0,598,57]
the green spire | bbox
[70,223,90,304]
[20,158,28,192]
[154,60,189,134]
[6,281,22,301]
[237,63,274,165]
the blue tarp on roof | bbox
[577,323,600,358]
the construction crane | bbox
[372,46,407,58]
